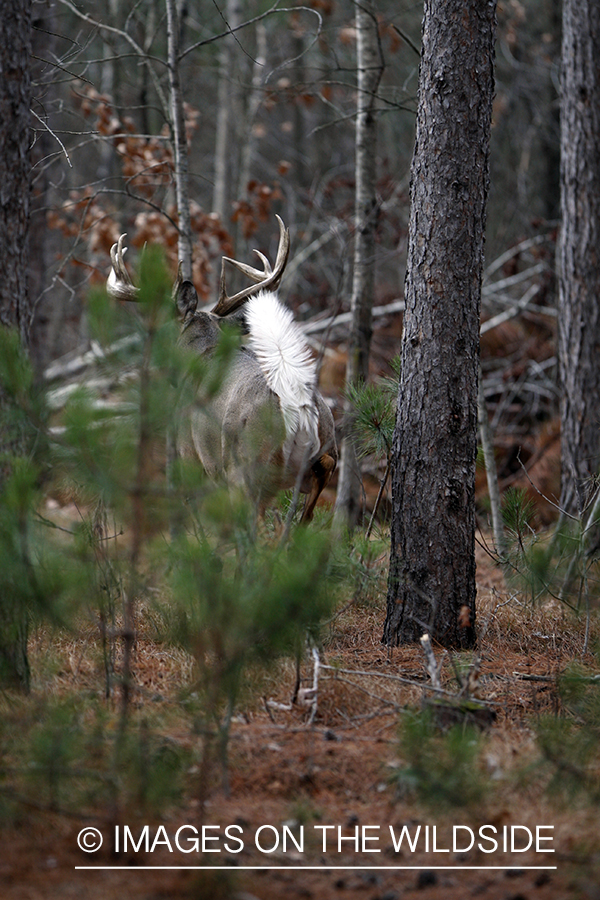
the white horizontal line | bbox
[75,865,558,871]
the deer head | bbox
[107,218,337,521]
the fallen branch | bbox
[303,299,405,336]
[420,633,442,690]
[481,282,541,334]
[483,233,552,283]
[513,672,556,683]
[320,663,453,696]
[482,263,546,298]
[44,335,140,383]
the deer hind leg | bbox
[300,453,337,523]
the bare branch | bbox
[55,0,170,116]
[30,109,72,167]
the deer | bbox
[107,216,337,522]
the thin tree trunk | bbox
[163,0,192,548]
[166,0,192,279]
[212,0,242,224]
[335,0,383,527]
[291,26,308,200]
[237,22,266,210]
[557,0,600,517]
[383,0,496,649]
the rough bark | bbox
[383,0,496,649]
[28,0,55,372]
[0,0,33,342]
[335,0,383,526]
[557,0,600,517]
[0,0,33,690]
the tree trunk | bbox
[335,0,383,527]
[0,0,33,342]
[383,0,496,649]
[557,0,600,517]
[237,22,267,215]
[27,0,55,372]
[0,0,33,690]
[212,0,242,224]
[166,0,192,280]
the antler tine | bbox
[272,214,290,277]
[223,250,273,284]
[107,234,139,302]
[212,215,290,317]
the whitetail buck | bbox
[107,217,337,521]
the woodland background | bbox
[30,0,559,489]
[3,2,597,900]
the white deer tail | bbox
[245,290,320,466]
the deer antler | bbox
[107,234,139,302]
[212,215,290,316]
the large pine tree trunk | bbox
[0,0,33,689]
[558,0,600,517]
[0,0,32,342]
[28,0,55,372]
[383,0,496,649]
[335,0,383,526]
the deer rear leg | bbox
[300,453,337,523]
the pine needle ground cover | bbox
[1,539,599,900]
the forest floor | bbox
[1,527,599,900]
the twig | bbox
[31,109,72,167]
[320,663,452,695]
[513,672,556,683]
[55,0,170,116]
[331,675,406,711]
[364,459,391,540]
[391,23,421,57]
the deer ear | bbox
[175,280,199,321]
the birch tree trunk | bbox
[557,0,600,517]
[166,0,192,280]
[383,0,496,649]
[334,0,383,526]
